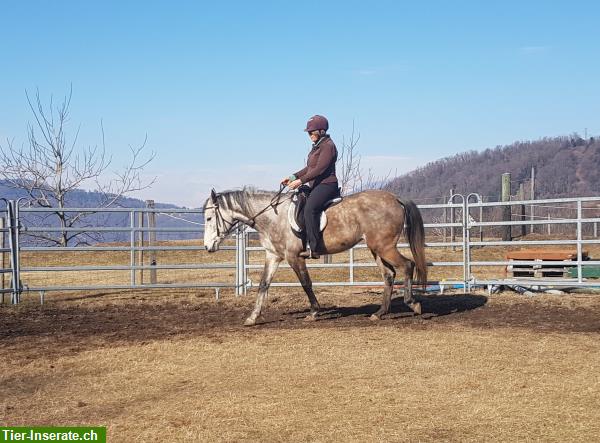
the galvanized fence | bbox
[1,195,599,304]
[240,194,600,293]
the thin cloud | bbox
[353,63,410,77]
[519,45,550,55]
[355,68,378,76]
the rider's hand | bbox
[288,179,302,190]
[281,177,290,185]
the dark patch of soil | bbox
[1,290,599,362]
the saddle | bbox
[287,190,342,235]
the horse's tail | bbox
[399,199,428,285]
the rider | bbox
[281,115,340,259]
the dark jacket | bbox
[294,135,338,187]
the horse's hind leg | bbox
[289,257,321,321]
[371,253,396,321]
[403,259,421,315]
[377,247,421,315]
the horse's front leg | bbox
[288,257,320,321]
[244,251,282,326]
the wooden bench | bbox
[505,249,589,279]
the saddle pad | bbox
[288,202,328,233]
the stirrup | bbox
[299,250,320,259]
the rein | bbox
[246,184,288,227]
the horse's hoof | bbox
[243,317,256,326]
[370,314,381,321]
[304,314,317,322]
[409,302,422,315]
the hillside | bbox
[386,135,600,203]
[0,182,202,244]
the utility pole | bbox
[502,173,511,241]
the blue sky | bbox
[1,1,599,206]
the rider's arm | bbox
[293,166,308,181]
[299,143,335,184]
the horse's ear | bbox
[210,189,218,203]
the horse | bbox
[203,187,427,326]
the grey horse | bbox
[203,188,427,326]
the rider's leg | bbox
[302,182,339,257]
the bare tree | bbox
[0,87,155,246]
[337,122,394,195]
[337,123,362,195]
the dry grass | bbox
[2,239,600,442]
[3,323,600,441]
[15,235,600,290]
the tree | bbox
[0,87,155,246]
[337,122,392,195]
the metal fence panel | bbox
[2,194,600,304]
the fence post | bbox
[130,211,136,287]
[349,246,354,284]
[450,186,456,250]
[6,201,21,304]
[530,166,535,234]
[146,200,157,284]
[547,214,551,235]
[13,200,24,303]
[0,217,4,304]
[443,205,447,244]
[137,211,144,284]
[518,183,526,238]
[479,198,484,243]
[235,226,247,296]
[501,173,511,241]
[0,217,4,294]
[577,200,582,282]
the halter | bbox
[207,185,289,238]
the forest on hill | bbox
[386,135,600,203]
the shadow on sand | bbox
[287,293,488,321]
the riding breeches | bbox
[303,182,340,252]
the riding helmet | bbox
[304,115,329,132]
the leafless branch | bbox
[336,121,394,195]
[0,88,155,246]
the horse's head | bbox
[203,189,223,252]
[203,189,241,252]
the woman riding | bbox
[281,115,340,259]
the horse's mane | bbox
[204,186,278,214]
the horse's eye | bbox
[206,217,212,221]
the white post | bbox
[530,166,535,234]
[577,201,582,283]
[130,211,136,286]
[235,227,247,296]
[349,247,354,284]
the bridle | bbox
[205,201,239,240]
[206,185,289,239]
